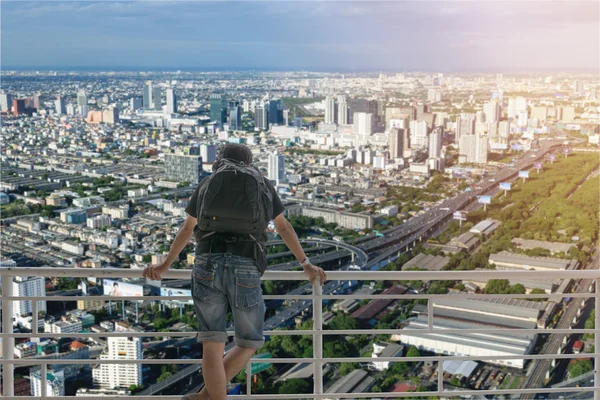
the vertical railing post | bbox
[595,278,599,400]
[246,362,252,396]
[2,274,15,397]
[437,359,444,394]
[313,279,323,395]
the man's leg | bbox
[200,341,227,400]
[196,345,257,400]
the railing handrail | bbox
[2,267,598,399]
[2,266,599,280]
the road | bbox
[521,248,599,398]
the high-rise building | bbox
[459,134,488,164]
[255,104,268,130]
[77,90,87,107]
[353,112,373,136]
[152,87,162,111]
[102,107,119,125]
[455,113,475,142]
[283,109,290,126]
[409,120,428,149]
[483,101,500,123]
[130,97,142,112]
[93,323,142,389]
[55,95,66,115]
[31,369,65,397]
[575,81,585,95]
[210,94,225,124]
[388,128,407,159]
[428,130,442,159]
[143,81,153,109]
[531,106,548,122]
[1,92,13,112]
[498,120,510,144]
[166,88,177,114]
[428,89,442,102]
[561,107,576,122]
[33,93,41,111]
[268,99,283,125]
[200,144,217,163]
[324,96,335,124]
[508,97,527,119]
[164,154,203,184]
[268,151,286,184]
[337,95,348,125]
[13,276,46,317]
[13,99,26,116]
[229,105,242,131]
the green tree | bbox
[406,346,420,358]
[568,359,593,379]
[450,376,462,387]
[328,314,358,331]
[278,378,311,394]
[529,288,547,302]
[339,362,358,376]
[485,279,510,294]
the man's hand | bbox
[143,263,169,281]
[303,263,327,285]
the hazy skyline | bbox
[2,1,599,71]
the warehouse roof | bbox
[470,219,501,236]
[489,251,577,270]
[326,369,369,394]
[450,231,480,249]
[443,360,479,377]
[351,285,406,321]
[402,253,450,271]
[435,296,545,320]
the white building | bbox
[200,144,217,163]
[45,318,82,334]
[337,95,348,125]
[372,156,386,170]
[353,112,373,136]
[87,214,112,229]
[31,369,65,397]
[459,134,488,164]
[93,324,143,389]
[428,130,442,159]
[166,87,177,114]
[13,276,46,317]
[324,96,335,124]
[508,97,527,119]
[483,101,500,123]
[409,120,428,149]
[268,151,286,184]
[102,205,129,219]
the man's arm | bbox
[143,215,197,280]
[273,213,327,284]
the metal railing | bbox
[1,267,599,399]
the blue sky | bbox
[2,1,598,71]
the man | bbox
[143,143,326,400]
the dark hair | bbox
[218,143,253,164]
[113,282,118,286]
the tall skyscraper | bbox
[77,90,87,107]
[200,144,217,163]
[283,109,290,126]
[337,95,348,125]
[508,96,527,119]
[143,81,153,109]
[428,130,442,159]
[13,99,26,116]
[166,88,177,114]
[455,113,475,142]
[1,92,12,112]
[459,134,488,164]
[255,104,268,130]
[498,120,510,144]
[409,120,428,149]
[55,95,66,114]
[12,276,46,317]
[268,99,283,125]
[152,87,162,111]
[268,152,286,184]
[210,94,225,124]
[483,101,500,123]
[388,128,408,159]
[353,112,373,136]
[93,323,142,389]
[575,81,585,95]
[33,93,41,111]
[324,96,335,124]
[130,97,143,112]
[102,107,119,125]
[164,154,204,184]
[229,105,242,130]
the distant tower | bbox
[77,90,87,107]
[229,105,242,131]
[152,87,162,111]
[337,95,348,125]
[324,96,335,124]
[255,103,268,130]
[55,95,66,114]
[388,128,406,159]
[268,151,286,184]
[166,88,177,114]
[143,81,153,109]
[428,130,442,159]
[210,94,225,124]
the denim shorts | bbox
[192,252,265,349]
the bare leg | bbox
[194,345,257,400]
[200,341,227,400]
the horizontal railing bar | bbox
[0,386,595,399]
[5,352,598,365]
[1,328,594,339]
[7,292,594,301]
[2,267,599,280]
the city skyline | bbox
[2,1,599,72]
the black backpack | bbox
[195,159,273,237]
